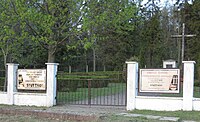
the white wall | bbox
[126,61,200,111]
[0,63,58,107]
[0,92,8,104]
[163,61,176,68]
[193,98,200,111]
[136,96,183,111]
[14,93,47,106]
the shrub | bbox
[0,77,5,91]
[57,79,78,92]
[57,71,123,92]
[194,81,200,87]
[57,71,124,82]
[57,78,109,92]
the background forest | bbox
[0,0,199,79]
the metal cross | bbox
[171,23,196,63]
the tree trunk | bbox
[93,48,96,72]
[48,45,56,63]
[1,48,7,91]
[84,51,88,72]
[3,68,7,92]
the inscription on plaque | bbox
[140,69,180,93]
[17,69,46,90]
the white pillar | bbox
[126,61,138,111]
[46,63,59,107]
[182,61,195,111]
[7,63,19,105]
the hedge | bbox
[57,79,109,92]
[0,77,5,91]
[56,71,123,92]
[57,71,124,82]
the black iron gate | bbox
[57,72,126,106]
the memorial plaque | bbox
[140,69,180,93]
[17,69,46,90]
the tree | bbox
[81,0,140,70]
[8,0,83,63]
[139,0,162,68]
[180,0,200,79]
[0,0,23,91]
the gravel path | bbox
[0,104,126,122]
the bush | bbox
[90,80,109,88]
[0,77,5,91]
[57,71,124,82]
[194,81,200,87]
[57,79,78,92]
[57,78,109,92]
[57,71,123,92]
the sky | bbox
[142,0,193,8]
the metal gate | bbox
[0,69,7,92]
[57,72,126,106]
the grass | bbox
[128,110,200,121]
[103,110,200,122]
[103,115,170,122]
[57,83,126,103]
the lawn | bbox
[57,83,126,103]
[127,110,200,121]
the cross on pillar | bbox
[171,23,196,63]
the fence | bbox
[57,71,126,106]
[0,70,6,92]
[0,63,58,107]
[126,61,200,111]
[194,80,200,98]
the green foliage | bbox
[3,0,83,63]
[194,81,200,87]
[58,71,123,81]
[57,79,109,92]
[0,77,5,91]
[80,0,140,70]
[175,0,200,79]
[0,0,199,74]
[0,1,21,68]
[57,71,123,92]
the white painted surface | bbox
[163,60,176,68]
[126,62,138,111]
[136,96,182,111]
[125,60,200,111]
[1,61,200,110]
[0,93,8,104]
[46,63,59,107]
[7,63,19,105]
[0,63,58,107]
[193,98,200,111]
[182,61,195,111]
[14,93,47,106]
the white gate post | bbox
[126,61,138,111]
[46,63,59,107]
[7,63,19,105]
[182,61,195,111]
